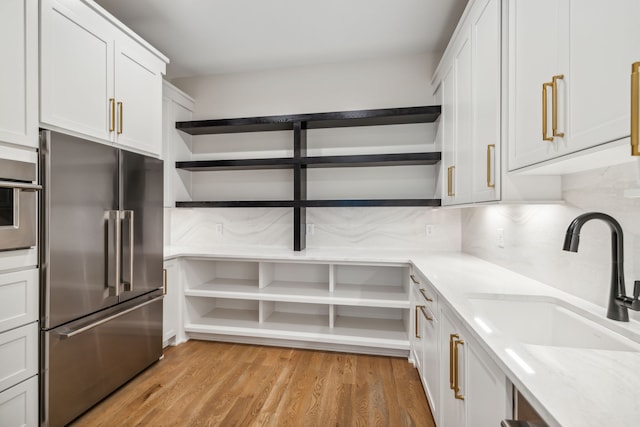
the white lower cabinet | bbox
[180,258,410,355]
[439,305,509,427]
[0,266,38,427]
[0,376,38,427]
[163,259,181,346]
[0,322,38,395]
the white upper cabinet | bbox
[438,0,503,205]
[508,0,640,171]
[470,0,501,203]
[40,0,114,143]
[566,1,640,151]
[0,0,38,148]
[40,0,167,157]
[114,35,164,155]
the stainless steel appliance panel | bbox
[40,131,119,329]
[0,158,39,251]
[41,291,163,427]
[119,150,163,302]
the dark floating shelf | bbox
[176,106,441,135]
[175,152,441,171]
[303,152,441,168]
[176,158,296,171]
[176,199,441,208]
[174,105,443,251]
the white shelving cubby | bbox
[179,257,412,355]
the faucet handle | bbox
[634,281,640,299]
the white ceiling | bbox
[95,0,468,80]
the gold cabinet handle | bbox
[542,82,554,141]
[162,268,167,295]
[447,166,455,196]
[409,274,420,285]
[454,338,465,400]
[419,288,433,302]
[551,75,564,138]
[109,98,115,132]
[415,305,424,338]
[418,305,432,321]
[632,62,639,156]
[449,333,458,390]
[117,101,123,134]
[486,144,495,188]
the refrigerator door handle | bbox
[107,210,121,297]
[57,295,163,339]
[121,210,135,292]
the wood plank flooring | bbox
[70,340,435,427]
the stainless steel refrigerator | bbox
[39,130,164,427]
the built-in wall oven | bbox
[0,158,40,251]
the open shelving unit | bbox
[181,258,411,354]
[175,106,442,251]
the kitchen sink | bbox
[467,294,640,352]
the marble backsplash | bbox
[462,161,640,321]
[167,206,461,251]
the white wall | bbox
[172,53,438,118]
[168,53,461,251]
[462,161,640,321]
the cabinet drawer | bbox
[0,375,38,427]
[409,269,438,313]
[0,322,38,393]
[0,268,38,333]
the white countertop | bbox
[165,245,640,427]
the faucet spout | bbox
[562,212,629,322]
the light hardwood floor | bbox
[70,340,435,427]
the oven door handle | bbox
[0,180,42,191]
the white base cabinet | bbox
[410,269,440,422]
[179,258,411,355]
[163,259,181,347]
[439,304,509,427]
[0,376,38,427]
[0,266,38,427]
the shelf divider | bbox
[293,121,307,251]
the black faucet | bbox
[562,212,640,322]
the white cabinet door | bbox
[471,0,501,202]
[0,269,38,333]
[0,0,37,148]
[114,36,163,156]
[566,0,640,152]
[0,322,38,394]
[40,0,114,142]
[452,36,474,205]
[441,64,456,205]
[440,308,465,427]
[466,341,509,427]
[411,290,423,372]
[0,376,37,427]
[508,0,567,170]
[163,259,180,346]
[420,304,439,424]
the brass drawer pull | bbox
[453,338,465,400]
[632,62,639,156]
[551,74,564,138]
[419,288,433,302]
[418,305,432,321]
